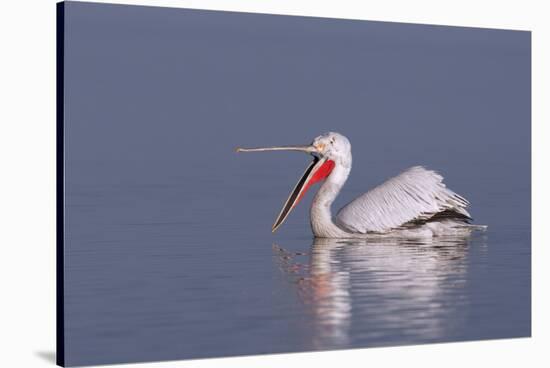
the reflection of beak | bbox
[236,144,335,233]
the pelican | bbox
[237,132,484,238]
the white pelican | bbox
[237,132,484,238]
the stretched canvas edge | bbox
[56,2,66,367]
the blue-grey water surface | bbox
[62,2,530,366]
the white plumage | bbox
[336,166,470,234]
[237,132,484,239]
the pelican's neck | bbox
[310,159,351,238]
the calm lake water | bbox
[64,157,531,366]
[62,3,530,366]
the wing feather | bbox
[335,166,470,233]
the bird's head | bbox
[236,131,352,232]
[311,132,352,168]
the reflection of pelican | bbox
[274,234,486,349]
[274,241,352,349]
[238,132,485,237]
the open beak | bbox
[236,145,317,154]
[236,144,335,233]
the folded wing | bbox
[335,166,471,233]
